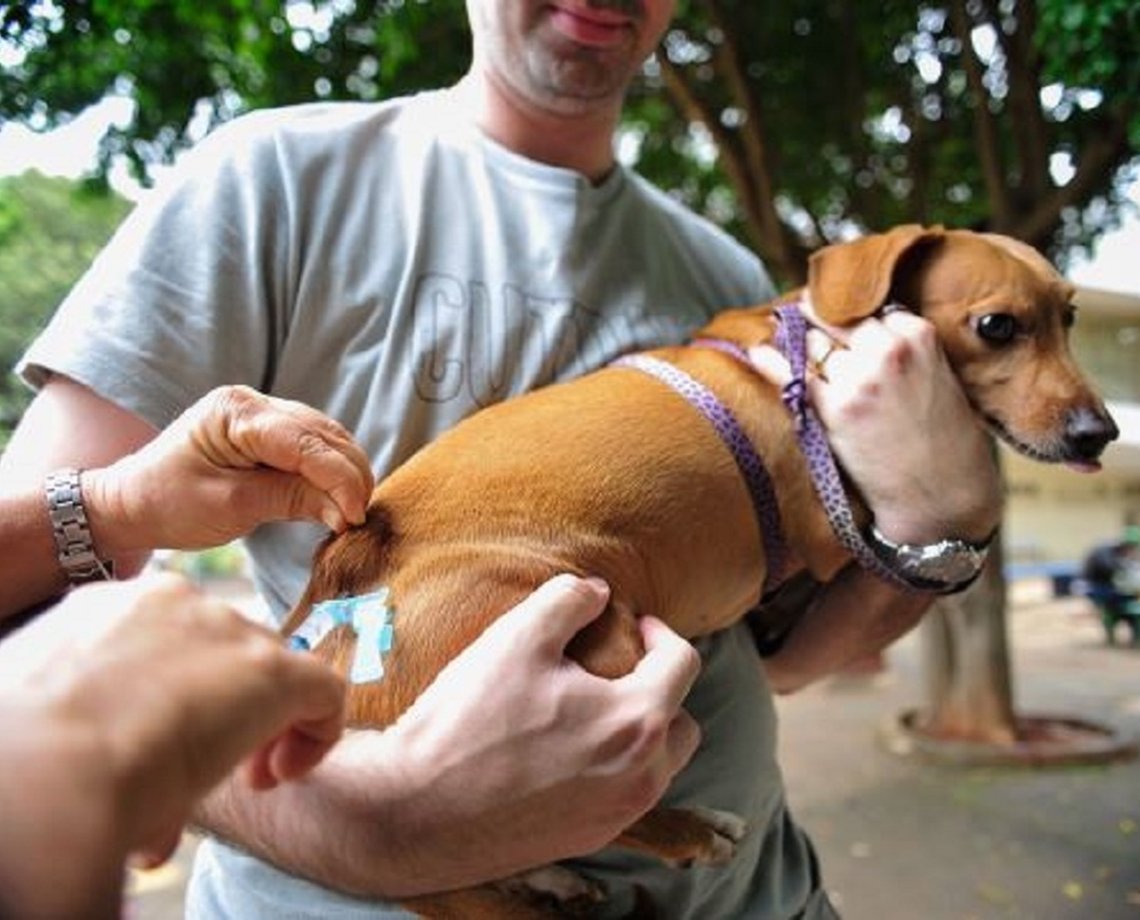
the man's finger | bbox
[746,343,792,388]
[630,615,701,709]
[484,575,612,656]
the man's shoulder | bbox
[167,91,451,197]
[207,91,441,151]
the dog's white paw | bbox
[495,865,606,912]
[689,806,748,866]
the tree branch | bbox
[837,0,879,226]
[655,51,763,248]
[948,0,1013,228]
[974,0,1051,206]
[657,39,809,282]
[1013,110,1133,247]
[705,1,792,265]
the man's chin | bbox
[530,54,632,107]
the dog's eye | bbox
[975,313,1018,344]
[1063,308,1077,329]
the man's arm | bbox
[5,380,701,898]
[0,378,158,617]
[751,308,1002,691]
[0,378,373,620]
[761,567,931,694]
[194,576,701,898]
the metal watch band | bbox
[865,523,993,595]
[45,468,113,584]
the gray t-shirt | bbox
[21,86,834,919]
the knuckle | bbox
[207,384,260,420]
[144,571,196,600]
[549,572,589,596]
[245,633,285,668]
[677,641,702,678]
[295,429,332,461]
[284,480,319,519]
[605,709,669,769]
[902,316,938,349]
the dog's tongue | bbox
[1065,460,1102,474]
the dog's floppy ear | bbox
[808,224,945,325]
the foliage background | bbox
[2,0,1136,286]
[0,172,130,446]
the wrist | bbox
[78,466,135,558]
[869,497,999,547]
[322,730,440,896]
[77,466,156,577]
[44,468,115,582]
[195,732,433,900]
[864,522,994,595]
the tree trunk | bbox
[917,536,1018,744]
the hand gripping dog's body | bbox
[283,226,1117,917]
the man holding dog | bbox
[2,388,676,918]
[4,0,999,916]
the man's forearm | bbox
[0,482,151,625]
[0,490,70,622]
[762,564,932,694]
[192,731,476,900]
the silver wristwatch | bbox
[865,523,993,594]
[45,468,113,584]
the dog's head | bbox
[808,224,1119,469]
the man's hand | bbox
[85,385,375,555]
[197,575,702,898]
[383,575,702,867]
[0,574,346,869]
[750,307,1001,544]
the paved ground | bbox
[777,591,1140,920]
[127,586,1140,919]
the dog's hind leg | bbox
[614,806,748,868]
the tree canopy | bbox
[0,171,131,444]
[2,1,1136,284]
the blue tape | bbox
[288,588,395,685]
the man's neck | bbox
[458,72,620,184]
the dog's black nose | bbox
[1066,406,1119,460]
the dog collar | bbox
[288,588,395,684]
[772,301,926,591]
[611,353,787,594]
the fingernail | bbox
[583,575,611,596]
[321,507,346,532]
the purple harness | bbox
[772,304,913,589]
[614,301,913,592]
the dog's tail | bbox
[280,503,396,636]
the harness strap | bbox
[772,302,915,590]
[612,353,787,593]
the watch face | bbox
[869,525,988,592]
[906,544,982,583]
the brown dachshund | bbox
[282,225,1117,917]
